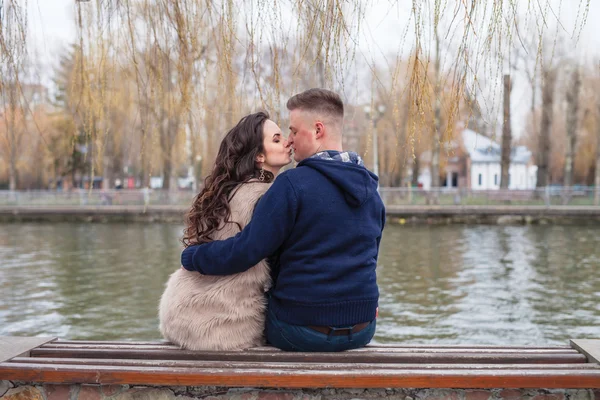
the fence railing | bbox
[0,189,193,207]
[379,187,600,207]
[0,187,599,207]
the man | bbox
[181,88,385,352]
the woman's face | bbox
[261,119,292,173]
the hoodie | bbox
[181,150,386,326]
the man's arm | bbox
[181,175,298,276]
[375,205,386,256]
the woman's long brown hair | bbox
[183,112,275,247]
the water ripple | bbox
[1,223,599,344]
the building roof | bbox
[461,129,532,164]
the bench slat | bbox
[40,343,579,354]
[43,344,181,351]
[249,344,573,350]
[51,340,571,350]
[1,363,598,388]
[54,340,173,346]
[244,345,574,353]
[10,357,600,370]
[29,348,587,364]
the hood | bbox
[298,157,379,207]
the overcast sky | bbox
[24,0,600,138]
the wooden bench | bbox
[1,338,599,389]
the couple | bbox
[159,88,386,352]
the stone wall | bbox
[1,383,598,400]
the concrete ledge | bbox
[386,206,600,225]
[0,206,186,223]
[1,383,598,400]
[1,206,600,224]
[386,206,600,217]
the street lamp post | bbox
[363,105,386,179]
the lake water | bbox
[1,223,599,345]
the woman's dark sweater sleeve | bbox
[181,175,297,275]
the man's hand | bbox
[181,245,198,271]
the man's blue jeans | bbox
[265,304,376,352]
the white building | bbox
[462,129,537,190]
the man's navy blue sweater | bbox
[181,153,386,327]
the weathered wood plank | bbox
[0,337,56,362]
[50,340,571,350]
[53,340,175,346]
[571,340,600,364]
[1,363,599,388]
[9,357,600,370]
[40,343,579,354]
[43,344,180,351]
[29,348,587,364]
[249,344,573,351]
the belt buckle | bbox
[329,325,354,336]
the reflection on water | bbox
[375,225,600,344]
[1,223,599,344]
[0,223,180,340]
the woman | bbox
[159,111,292,351]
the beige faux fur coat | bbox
[158,180,272,351]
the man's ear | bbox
[315,121,325,139]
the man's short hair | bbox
[286,88,344,121]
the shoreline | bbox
[1,205,600,224]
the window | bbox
[494,174,498,185]
[478,174,482,186]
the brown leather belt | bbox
[307,321,370,336]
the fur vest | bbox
[158,180,272,350]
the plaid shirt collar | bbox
[309,150,365,167]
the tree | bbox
[125,0,209,190]
[595,65,600,205]
[51,45,95,189]
[564,67,581,187]
[2,0,594,191]
[536,66,557,188]
[430,26,442,189]
[511,18,541,141]
[370,60,412,187]
[500,75,512,189]
[0,0,27,190]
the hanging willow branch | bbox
[0,0,592,189]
